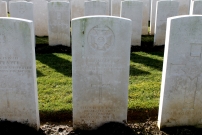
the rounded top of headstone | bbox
[72,15,132,22]
[0,17,33,23]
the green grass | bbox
[35,36,164,121]
[36,53,72,112]
[129,51,163,109]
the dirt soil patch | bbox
[1,119,202,135]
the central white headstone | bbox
[0,17,39,130]
[141,0,150,35]
[84,1,107,16]
[9,1,34,21]
[154,1,179,46]
[71,0,110,19]
[72,16,132,129]
[158,15,202,129]
[121,0,143,46]
[111,0,122,16]
[176,0,190,15]
[30,0,48,36]
[48,1,70,46]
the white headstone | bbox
[9,1,33,22]
[148,0,151,20]
[0,1,7,17]
[121,0,143,46]
[109,0,111,15]
[72,16,132,129]
[29,0,48,36]
[158,15,202,129]
[140,0,150,35]
[111,0,122,16]
[176,0,190,15]
[3,0,9,12]
[0,17,39,130]
[48,1,70,46]
[150,0,158,35]
[154,1,179,46]
[84,1,107,16]
[71,0,110,19]
[151,0,190,35]
[112,0,149,34]
[190,0,202,15]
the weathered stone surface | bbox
[140,0,150,35]
[190,0,202,15]
[48,1,70,46]
[0,17,39,130]
[72,16,132,130]
[111,0,122,16]
[84,1,107,16]
[0,1,7,17]
[150,0,190,35]
[4,0,28,12]
[158,15,202,129]
[109,0,111,15]
[150,0,158,35]
[176,0,190,15]
[29,0,48,36]
[9,1,33,21]
[112,0,149,34]
[154,1,179,46]
[121,0,143,46]
[148,0,151,20]
[71,0,110,19]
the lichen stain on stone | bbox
[81,18,88,33]
[126,1,133,7]
[56,2,62,7]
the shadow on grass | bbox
[130,53,163,71]
[142,51,164,58]
[36,53,72,77]
[36,36,48,44]
[36,69,45,77]
[35,44,71,54]
[131,35,165,56]
[130,66,150,76]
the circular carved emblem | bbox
[88,25,114,51]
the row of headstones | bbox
[154,0,202,46]
[2,14,202,130]
[0,0,197,47]
[1,0,143,46]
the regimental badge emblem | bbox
[88,25,114,51]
